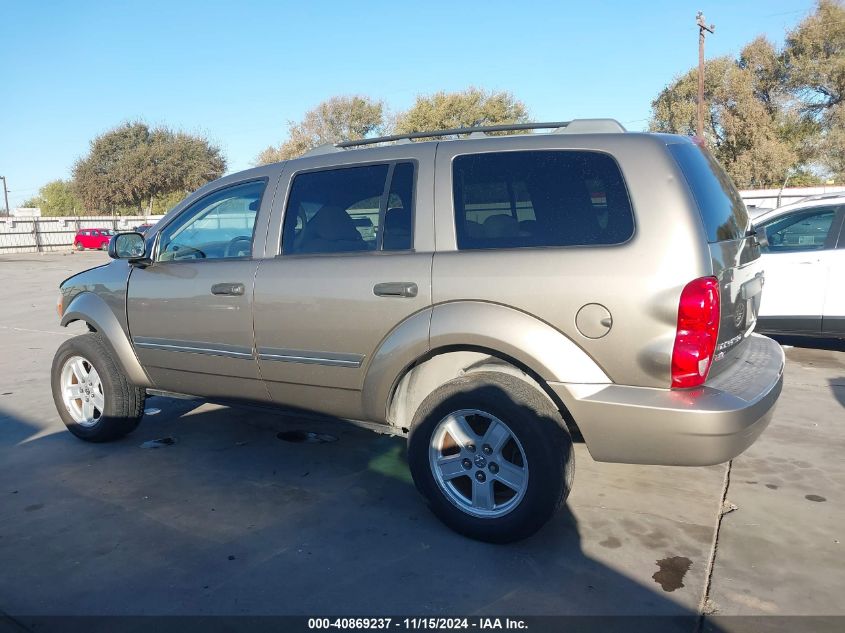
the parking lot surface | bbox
[0,253,842,628]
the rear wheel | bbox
[408,372,573,543]
[51,333,145,442]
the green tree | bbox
[783,0,845,181]
[73,122,226,214]
[393,87,529,137]
[649,1,845,186]
[650,48,800,188]
[257,95,385,164]
[23,180,82,216]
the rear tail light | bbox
[671,277,720,389]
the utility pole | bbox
[0,176,10,216]
[696,11,715,139]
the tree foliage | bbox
[650,48,800,188]
[257,96,385,164]
[649,0,845,187]
[256,89,530,164]
[784,0,845,179]
[393,87,530,137]
[23,180,82,216]
[73,122,226,214]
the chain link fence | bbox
[0,216,164,254]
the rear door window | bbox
[282,162,415,255]
[452,151,634,250]
[668,142,749,243]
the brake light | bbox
[671,277,720,389]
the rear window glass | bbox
[669,142,749,243]
[452,151,634,250]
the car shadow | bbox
[0,398,722,632]
[830,377,845,410]
[766,334,845,353]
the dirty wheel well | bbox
[386,347,580,438]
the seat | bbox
[483,214,520,238]
[383,207,412,250]
[296,206,368,254]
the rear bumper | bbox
[549,334,784,466]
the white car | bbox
[754,194,845,338]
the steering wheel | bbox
[169,244,206,260]
[225,236,252,258]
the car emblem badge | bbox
[734,302,746,328]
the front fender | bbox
[61,292,152,387]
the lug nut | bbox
[483,444,492,455]
[462,458,472,470]
[489,463,499,474]
[466,443,476,453]
[475,471,486,483]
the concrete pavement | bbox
[0,252,841,628]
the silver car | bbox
[51,120,784,542]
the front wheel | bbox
[51,333,145,442]
[408,372,574,543]
[74,242,83,251]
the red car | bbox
[73,228,113,251]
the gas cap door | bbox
[576,303,613,339]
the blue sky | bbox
[1,0,817,208]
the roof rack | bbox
[333,118,626,149]
[300,119,626,157]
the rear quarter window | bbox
[668,142,749,243]
[452,150,634,250]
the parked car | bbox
[133,223,156,234]
[51,121,784,542]
[745,204,774,221]
[73,228,113,251]
[753,194,845,338]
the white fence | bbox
[739,185,845,210]
[0,216,164,254]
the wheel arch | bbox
[385,346,584,436]
[361,301,609,431]
[60,292,152,388]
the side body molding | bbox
[429,302,610,384]
[61,292,152,388]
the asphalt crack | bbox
[695,459,733,630]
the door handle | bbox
[373,282,418,298]
[211,282,245,296]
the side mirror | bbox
[750,225,769,249]
[108,232,148,262]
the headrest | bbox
[309,206,361,241]
[384,207,411,229]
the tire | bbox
[51,333,145,442]
[408,372,574,543]
[74,242,83,251]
